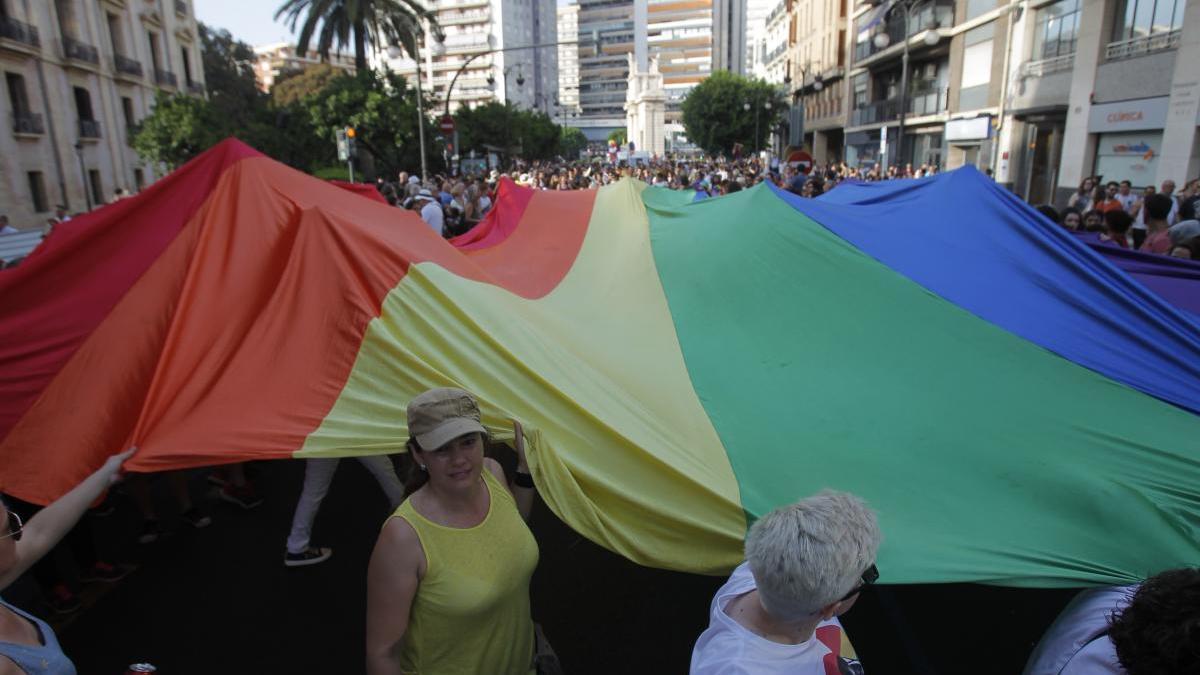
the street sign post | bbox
[787,149,813,174]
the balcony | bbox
[155,69,178,87]
[175,0,189,16]
[1105,29,1180,61]
[12,112,44,136]
[1019,53,1074,78]
[849,85,948,126]
[114,54,143,78]
[187,81,204,95]
[62,36,100,66]
[78,118,102,139]
[439,10,490,25]
[854,0,953,64]
[0,16,40,52]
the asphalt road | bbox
[6,457,1078,674]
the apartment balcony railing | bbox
[175,0,189,16]
[12,112,44,135]
[1019,53,1074,77]
[0,16,40,49]
[848,85,948,126]
[114,54,143,77]
[62,36,100,65]
[440,10,490,25]
[78,118,102,139]
[187,81,205,95]
[155,69,178,87]
[854,0,953,63]
[1105,29,1180,60]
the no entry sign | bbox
[788,149,813,174]
[439,115,456,134]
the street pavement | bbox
[9,457,1077,673]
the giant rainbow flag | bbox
[2,140,1198,586]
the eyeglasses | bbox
[838,563,879,602]
[0,511,22,542]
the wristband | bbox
[514,471,535,489]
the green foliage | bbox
[274,0,435,72]
[607,128,627,145]
[131,92,223,169]
[198,24,263,128]
[272,63,350,106]
[299,69,443,176]
[454,103,563,161]
[313,165,351,180]
[681,70,786,155]
[558,126,589,158]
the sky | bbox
[195,0,574,49]
[194,0,297,47]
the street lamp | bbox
[873,0,940,168]
[387,25,445,183]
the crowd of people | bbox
[1037,177,1200,259]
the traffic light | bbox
[345,127,357,158]
[336,128,349,161]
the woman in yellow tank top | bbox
[366,388,541,675]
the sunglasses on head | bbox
[838,563,879,602]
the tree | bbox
[131,92,224,169]
[274,0,433,72]
[299,69,442,177]
[681,71,786,155]
[454,103,564,162]
[198,24,263,128]
[272,63,351,106]
[607,128,627,146]
[559,127,589,159]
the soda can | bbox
[126,664,157,674]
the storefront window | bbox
[1094,131,1161,184]
[1111,0,1183,42]
[1033,0,1081,58]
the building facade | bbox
[0,0,203,229]
[576,0,636,141]
[1000,0,1200,206]
[377,0,558,117]
[557,3,582,121]
[788,0,848,161]
[252,42,356,93]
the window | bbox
[27,171,48,213]
[5,72,29,115]
[133,168,144,191]
[1033,0,1080,58]
[121,96,134,129]
[72,86,93,121]
[181,46,193,85]
[106,12,125,55]
[88,169,103,206]
[148,31,162,71]
[55,0,78,38]
[960,25,994,110]
[1111,0,1183,42]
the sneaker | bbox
[219,483,264,510]
[284,546,332,568]
[79,561,134,583]
[180,507,212,529]
[46,584,81,614]
[138,519,163,544]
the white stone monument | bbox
[625,54,668,156]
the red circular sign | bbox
[788,150,813,174]
[439,115,456,134]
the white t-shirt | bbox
[419,200,444,235]
[690,562,861,675]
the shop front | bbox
[1087,97,1170,187]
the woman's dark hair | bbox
[1104,209,1134,234]
[1034,204,1059,224]
[1109,568,1200,675]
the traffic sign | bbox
[439,115,456,134]
[787,149,813,174]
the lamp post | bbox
[388,25,445,183]
[872,1,940,168]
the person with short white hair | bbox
[690,490,882,674]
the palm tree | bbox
[274,0,433,72]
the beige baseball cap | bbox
[406,388,487,451]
